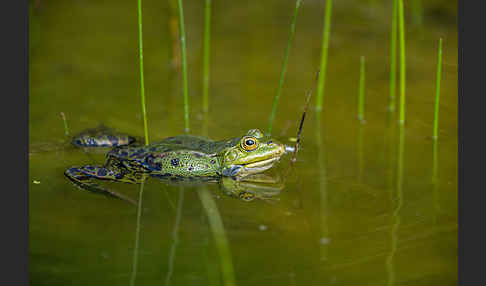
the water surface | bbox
[30,0,457,285]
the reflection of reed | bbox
[130,178,146,286]
[199,110,235,285]
[316,111,329,261]
[202,234,220,286]
[165,187,185,286]
[432,140,439,223]
[198,188,236,286]
[386,126,405,286]
[357,123,365,183]
[385,112,396,201]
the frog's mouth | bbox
[237,157,281,177]
[243,157,280,170]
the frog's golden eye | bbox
[241,136,258,151]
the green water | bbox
[29,0,457,285]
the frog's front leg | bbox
[64,165,139,205]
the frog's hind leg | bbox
[64,166,137,205]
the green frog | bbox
[65,128,290,202]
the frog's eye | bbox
[241,136,258,151]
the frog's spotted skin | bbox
[65,128,288,201]
[71,124,135,147]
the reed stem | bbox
[389,0,398,112]
[398,0,406,125]
[60,112,70,137]
[267,0,302,135]
[177,0,190,133]
[137,0,149,145]
[433,38,443,140]
[358,56,365,122]
[202,0,211,113]
[315,0,333,111]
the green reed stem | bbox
[60,112,70,137]
[389,0,398,112]
[358,56,365,122]
[137,0,149,145]
[398,0,406,125]
[177,0,190,133]
[315,0,333,111]
[433,38,443,140]
[202,0,211,113]
[267,0,302,135]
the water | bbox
[29,0,457,285]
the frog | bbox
[64,128,291,201]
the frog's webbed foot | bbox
[64,166,138,205]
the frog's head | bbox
[219,129,287,178]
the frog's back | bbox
[156,134,241,154]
